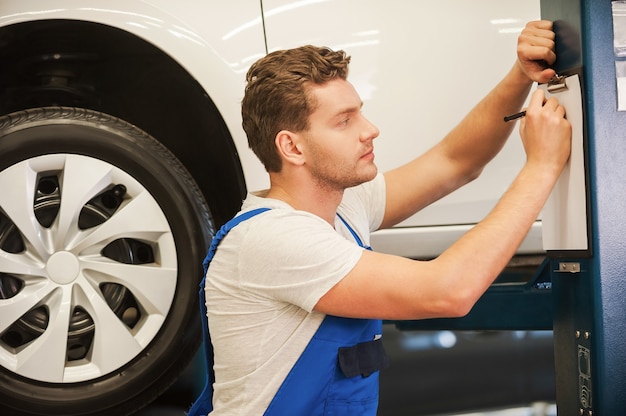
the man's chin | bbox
[348,167,378,188]
[365,165,379,181]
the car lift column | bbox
[541,1,626,414]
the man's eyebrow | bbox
[334,102,363,117]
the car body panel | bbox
[0,0,542,260]
[264,0,542,258]
[0,0,270,196]
[260,0,539,221]
[260,0,542,256]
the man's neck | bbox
[265,177,344,225]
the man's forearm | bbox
[440,62,534,177]
[433,160,562,311]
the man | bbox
[201,20,571,415]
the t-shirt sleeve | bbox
[237,210,364,312]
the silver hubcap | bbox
[0,154,177,383]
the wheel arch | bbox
[0,19,247,227]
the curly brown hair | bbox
[242,45,351,172]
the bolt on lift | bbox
[395,1,626,414]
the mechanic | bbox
[191,20,571,415]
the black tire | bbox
[0,107,213,415]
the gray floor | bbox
[134,403,557,416]
[135,405,186,416]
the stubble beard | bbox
[310,160,378,192]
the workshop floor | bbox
[135,402,557,416]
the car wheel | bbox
[0,107,213,415]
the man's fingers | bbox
[517,20,557,80]
[529,19,554,31]
[542,97,564,117]
[526,92,567,124]
[528,89,547,110]
[518,35,556,63]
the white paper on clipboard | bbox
[540,73,588,251]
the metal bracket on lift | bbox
[556,262,581,273]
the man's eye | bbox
[340,118,350,126]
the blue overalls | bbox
[188,208,388,416]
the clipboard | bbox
[539,73,591,256]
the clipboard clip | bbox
[546,75,568,93]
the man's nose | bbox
[361,117,380,141]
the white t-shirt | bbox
[205,174,386,415]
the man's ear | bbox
[275,130,305,166]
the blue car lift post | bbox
[395,1,626,414]
[545,1,626,413]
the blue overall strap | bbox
[336,212,372,250]
[187,207,271,416]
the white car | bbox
[0,1,541,415]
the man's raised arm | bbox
[381,20,557,229]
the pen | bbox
[503,110,526,122]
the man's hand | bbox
[517,20,557,84]
[520,89,571,173]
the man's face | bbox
[299,78,380,191]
